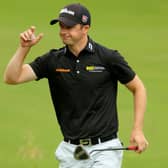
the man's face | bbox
[59,22,89,45]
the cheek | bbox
[72,30,83,39]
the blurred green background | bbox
[0,0,167,167]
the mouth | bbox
[61,34,71,40]
[63,37,70,41]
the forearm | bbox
[4,46,31,84]
[132,85,147,131]
[126,75,147,131]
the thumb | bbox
[130,135,137,146]
[34,33,44,44]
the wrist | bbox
[19,44,31,50]
[15,45,31,60]
[132,126,143,132]
[18,45,31,56]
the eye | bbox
[59,22,73,29]
[66,26,73,29]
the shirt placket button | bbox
[76,59,80,74]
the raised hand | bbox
[20,26,43,48]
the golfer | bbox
[4,3,148,168]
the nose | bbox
[60,27,67,34]
[59,23,69,34]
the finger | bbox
[136,145,143,153]
[20,30,31,41]
[20,33,27,41]
[129,138,136,146]
[136,141,149,153]
[30,26,36,33]
[34,33,44,43]
[20,32,31,41]
[27,30,36,41]
[27,29,33,37]
[25,31,32,41]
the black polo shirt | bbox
[29,38,136,140]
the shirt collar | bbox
[85,37,95,53]
[64,36,95,56]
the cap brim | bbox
[50,19,59,25]
[50,17,77,27]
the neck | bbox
[68,36,88,57]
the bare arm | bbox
[4,26,43,84]
[125,75,149,153]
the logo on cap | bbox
[60,8,75,16]
[82,15,88,23]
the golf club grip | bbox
[127,146,138,150]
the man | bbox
[4,3,148,168]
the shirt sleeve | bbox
[107,50,136,84]
[29,52,50,80]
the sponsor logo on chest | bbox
[86,65,105,72]
[56,68,71,72]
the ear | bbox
[82,25,90,34]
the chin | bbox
[62,40,73,45]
